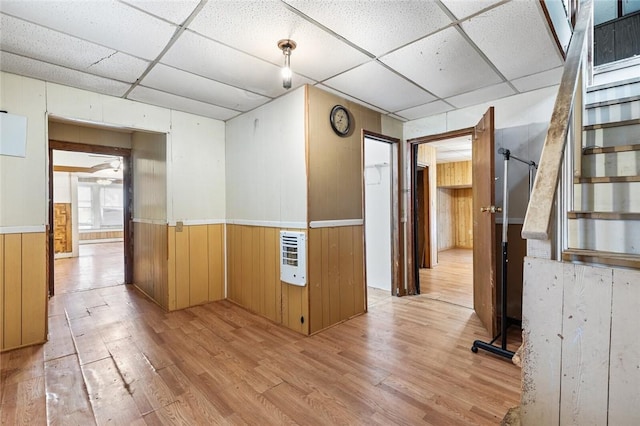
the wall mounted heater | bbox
[280,231,306,286]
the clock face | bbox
[330,105,350,136]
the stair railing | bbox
[521,0,593,258]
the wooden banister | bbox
[521,0,593,240]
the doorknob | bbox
[480,205,502,213]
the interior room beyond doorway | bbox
[417,136,473,309]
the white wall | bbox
[0,73,47,228]
[494,123,548,222]
[404,85,559,139]
[169,111,225,223]
[364,138,392,290]
[0,71,227,230]
[225,87,306,226]
[53,172,72,203]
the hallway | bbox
[54,242,124,294]
[1,244,521,424]
[419,248,473,309]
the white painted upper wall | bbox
[0,73,47,228]
[0,71,226,228]
[404,85,559,140]
[53,172,72,203]
[169,110,226,223]
[404,85,559,222]
[225,87,306,226]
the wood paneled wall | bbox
[0,232,47,352]
[436,161,472,187]
[305,86,380,332]
[226,224,308,334]
[522,260,640,425]
[133,222,168,309]
[49,121,132,149]
[495,224,525,321]
[79,230,123,241]
[307,85,381,222]
[417,144,438,268]
[167,224,225,311]
[437,188,473,250]
[308,226,365,334]
[53,203,72,253]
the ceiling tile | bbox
[162,30,314,98]
[0,51,131,97]
[140,63,270,112]
[446,82,515,109]
[440,0,504,20]
[283,0,452,56]
[426,135,472,163]
[119,0,200,25]
[187,0,370,81]
[512,67,563,92]
[461,1,563,80]
[395,100,454,121]
[128,86,240,121]
[323,62,436,112]
[0,14,149,83]
[380,26,502,98]
[0,0,176,60]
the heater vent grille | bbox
[280,231,306,286]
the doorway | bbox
[407,108,498,337]
[49,139,132,296]
[415,136,474,308]
[362,131,401,307]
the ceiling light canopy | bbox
[277,39,297,90]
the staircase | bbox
[563,76,640,269]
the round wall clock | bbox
[330,105,351,136]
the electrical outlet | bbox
[176,221,183,232]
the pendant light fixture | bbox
[277,39,296,89]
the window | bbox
[593,0,640,65]
[100,186,123,227]
[78,185,93,229]
[595,0,640,25]
[77,181,124,230]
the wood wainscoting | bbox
[0,232,47,352]
[167,224,225,312]
[133,222,168,309]
[226,224,308,335]
[79,230,124,241]
[308,225,365,334]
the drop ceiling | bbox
[0,0,565,122]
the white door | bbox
[364,137,392,291]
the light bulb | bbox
[282,48,292,89]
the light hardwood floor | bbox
[419,248,474,309]
[1,243,521,425]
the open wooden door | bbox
[472,107,497,337]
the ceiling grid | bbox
[0,0,565,123]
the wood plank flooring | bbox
[419,248,474,309]
[1,243,521,425]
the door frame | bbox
[406,127,474,295]
[48,140,133,297]
[362,130,403,298]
